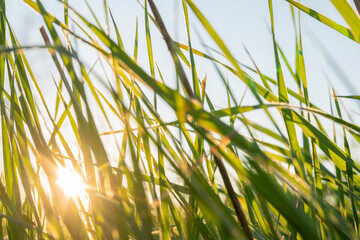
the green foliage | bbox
[0,0,359,239]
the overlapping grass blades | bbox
[0,0,359,239]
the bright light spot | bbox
[56,167,86,198]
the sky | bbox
[4,0,360,156]
[6,0,360,105]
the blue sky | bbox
[7,0,360,101]
[5,0,360,137]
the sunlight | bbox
[56,167,86,198]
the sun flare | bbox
[56,168,86,198]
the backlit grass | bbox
[0,0,360,239]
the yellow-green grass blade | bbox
[182,0,201,100]
[109,9,124,49]
[330,0,360,41]
[333,90,359,235]
[175,41,320,109]
[141,4,168,237]
[285,0,355,42]
[291,110,360,173]
[212,103,360,142]
[336,95,360,100]
[268,0,305,179]
[37,1,116,193]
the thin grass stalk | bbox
[146,0,253,239]
[147,0,194,100]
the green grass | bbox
[0,0,360,239]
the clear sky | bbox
[5,0,360,144]
[7,0,360,102]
